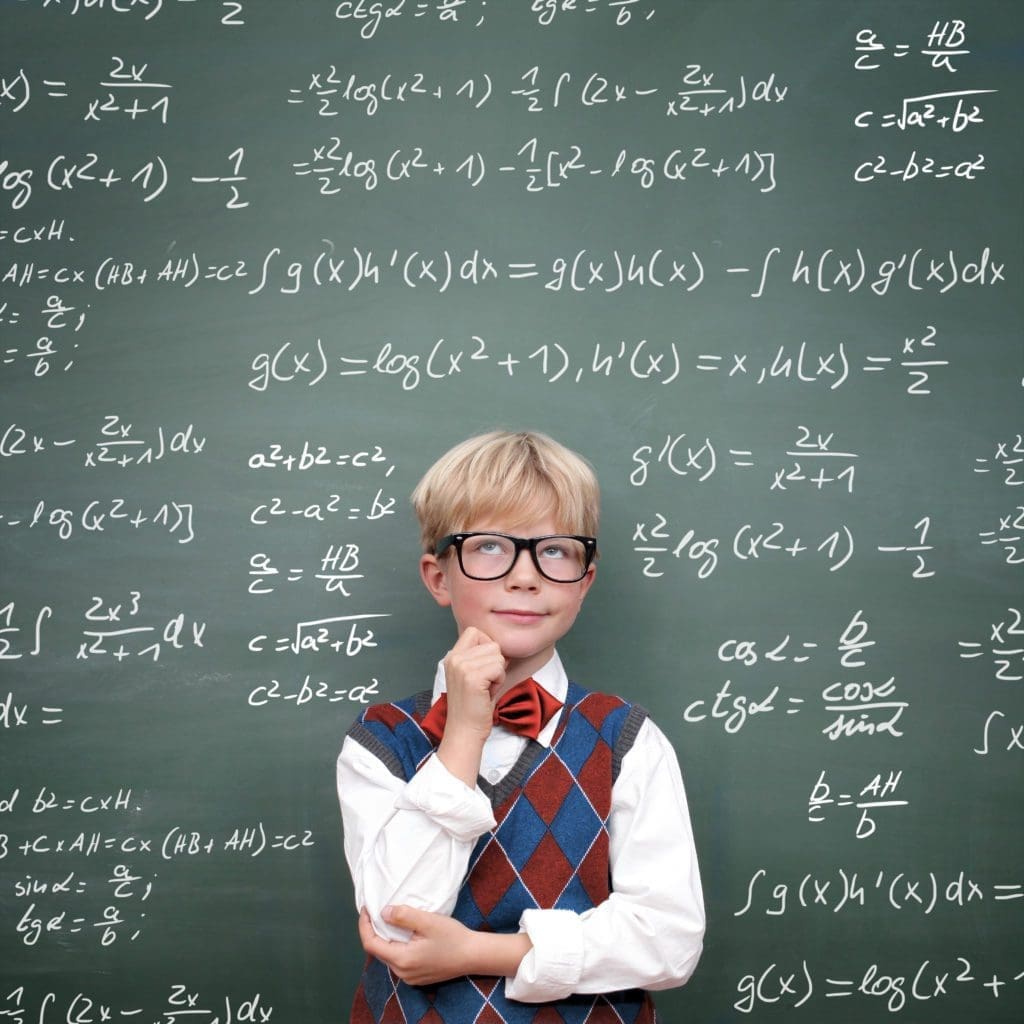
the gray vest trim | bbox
[612,703,649,784]
[346,690,433,781]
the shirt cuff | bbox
[394,753,496,842]
[505,909,583,1002]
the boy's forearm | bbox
[463,929,533,978]
[436,727,486,788]
[361,905,532,986]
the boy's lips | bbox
[494,609,546,623]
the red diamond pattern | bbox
[380,994,405,1024]
[577,740,613,818]
[350,987,375,1024]
[519,831,573,906]
[473,977,499,999]
[468,839,517,916]
[523,754,575,824]
[578,829,611,905]
[577,692,618,730]
[367,702,408,730]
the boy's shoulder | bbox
[564,678,648,718]
[561,681,651,763]
[345,689,435,781]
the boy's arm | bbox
[337,735,494,941]
[367,717,704,997]
[338,627,506,942]
[506,717,705,1000]
[357,906,532,986]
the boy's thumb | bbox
[382,904,421,932]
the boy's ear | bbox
[419,553,452,607]
[577,563,596,604]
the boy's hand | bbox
[358,906,530,985]
[358,906,475,985]
[436,628,505,786]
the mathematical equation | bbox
[2,780,312,947]
[958,607,1024,683]
[9,0,248,25]
[246,674,380,710]
[1,290,89,378]
[3,243,1005,301]
[854,20,996,186]
[0,498,195,542]
[632,514,851,580]
[245,327,951,398]
[631,511,1019,579]
[630,427,860,494]
[287,63,787,119]
[734,866,1023,917]
[975,710,1024,757]
[684,611,908,739]
[979,506,1024,567]
[974,436,1024,486]
[0,57,172,122]
[855,20,974,73]
[4,814,314,948]
[683,676,907,740]
[249,545,365,597]
[293,137,779,195]
[734,955,1023,1013]
[808,768,907,839]
[0,594,203,664]
[0,986,273,1024]
[14,865,152,948]
[0,416,205,467]
[246,613,388,658]
[248,488,396,526]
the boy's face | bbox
[419,514,596,688]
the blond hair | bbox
[411,431,600,553]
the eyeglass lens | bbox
[459,534,588,581]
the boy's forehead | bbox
[458,497,571,535]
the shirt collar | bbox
[431,649,568,747]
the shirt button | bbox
[486,769,502,784]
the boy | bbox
[337,430,704,1023]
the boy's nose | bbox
[505,548,541,587]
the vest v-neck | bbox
[476,739,545,810]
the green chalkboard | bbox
[1,1,1022,1021]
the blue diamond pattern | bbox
[362,957,398,1020]
[554,873,592,912]
[395,982,432,1023]
[484,874,534,928]
[556,718,601,775]
[494,794,546,866]
[550,784,602,863]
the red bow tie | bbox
[420,677,563,744]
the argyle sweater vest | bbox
[346,683,657,1024]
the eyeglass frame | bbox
[434,531,598,583]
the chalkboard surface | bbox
[2,2,1022,1021]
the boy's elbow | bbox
[666,912,705,987]
[645,900,704,989]
[671,932,704,987]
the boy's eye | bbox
[539,542,569,559]
[468,536,509,556]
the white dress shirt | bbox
[337,650,705,1003]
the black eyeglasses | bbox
[435,532,597,583]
